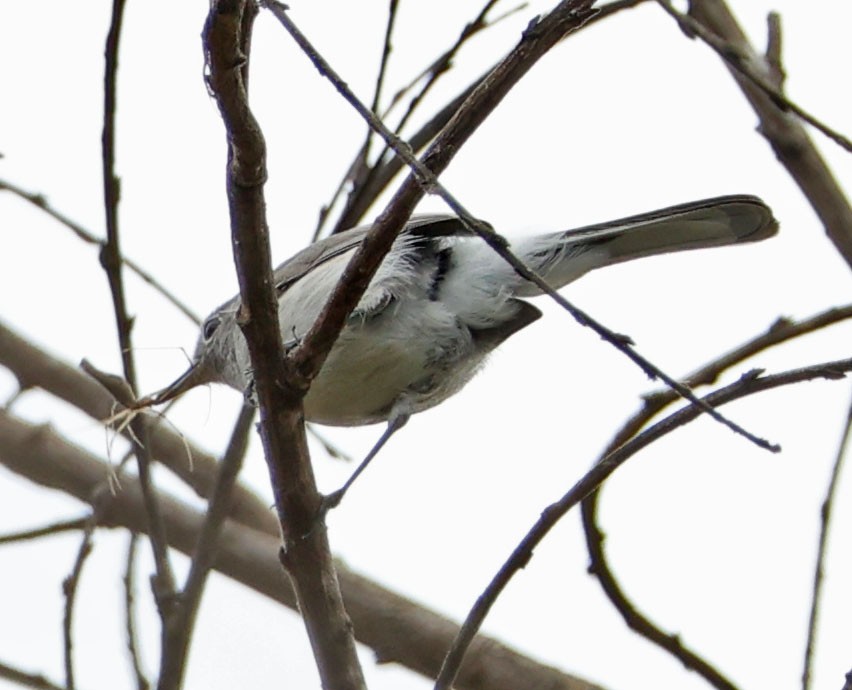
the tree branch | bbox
[682,0,852,269]
[202,2,366,687]
[98,0,177,632]
[437,358,852,689]
[582,305,852,690]
[802,393,852,690]
[0,177,200,324]
[0,408,606,690]
[157,404,255,690]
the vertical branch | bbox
[313,0,400,239]
[157,405,255,690]
[202,2,366,688]
[802,392,852,690]
[123,533,150,690]
[62,524,93,690]
[99,0,176,611]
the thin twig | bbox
[332,0,649,232]
[684,0,852,268]
[657,0,852,152]
[0,659,68,690]
[307,424,353,462]
[436,358,851,690]
[381,0,505,122]
[99,0,177,612]
[62,447,136,690]
[802,392,852,690]
[62,525,93,690]
[313,0,401,239]
[764,11,784,87]
[0,177,200,324]
[157,404,255,690]
[582,304,852,690]
[0,407,604,690]
[0,516,88,545]
[326,0,513,236]
[123,532,150,690]
[265,0,778,455]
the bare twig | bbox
[645,305,852,406]
[313,0,401,239]
[0,177,200,324]
[381,0,508,122]
[62,525,93,690]
[98,0,177,614]
[802,392,852,690]
[359,0,516,202]
[123,533,150,690]
[582,304,852,690]
[265,0,778,456]
[0,659,68,690]
[0,320,275,534]
[62,445,137,690]
[683,0,852,268]
[307,424,354,462]
[327,0,515,236]
[764,11,784,87]
[0,516,88,545]
[0,408,604,690]
[436,358,851,689]
[158,404,255,690]
[331,0,650,233]
[658,0,852,152]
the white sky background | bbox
[1,1,851,689]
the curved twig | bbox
[436,358,851,690]
[0,177,200,325]
[583,304,852,690]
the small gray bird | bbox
[150,195,777,430]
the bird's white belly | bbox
[302,300,481,426]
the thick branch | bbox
[202,2,365,688]
[0,319,276,535]
[0,409,605,690]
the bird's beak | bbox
[137,361,208,408]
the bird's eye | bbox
[202,316,221,341]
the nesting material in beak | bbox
[136,362,208,408]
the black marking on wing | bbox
[273,215,469,295]
[428,246,453,302]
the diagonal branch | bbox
[436,358,851,689]
[266,0,777,455]
[0,177,200,325]
[582,305,852,690]
[331,0,651,232]
[157,404,255,690]
[683,0,852,269]
[0,408,606,690]
[657,0,852,153]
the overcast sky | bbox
[1,2,851,690]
